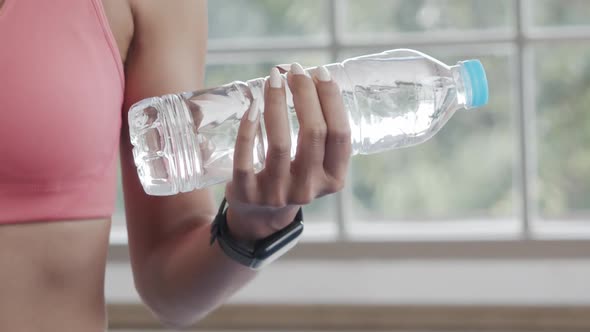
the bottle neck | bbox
[450,65,469,109]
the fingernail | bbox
[248,99,259,122]
[290,62,306,76]
[269,67,282,88]
[316,65,331,82]
[275,64,291,74]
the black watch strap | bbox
[210,198,304,269]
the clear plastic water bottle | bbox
[129,49,488,196]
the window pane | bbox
[535,43,590,220]
[345,48,516,221]
[206,52,330,86]
[208,0,329,40]
[532,0,590,27]
[340,0,514,37]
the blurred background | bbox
[108,0,590,330]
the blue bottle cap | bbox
[460,59,489,109]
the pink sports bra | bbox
[0,0,125,224]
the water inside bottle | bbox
[343,76,459,154]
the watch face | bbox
[252,238,300,269]
[250,221,304,269]
[263,222,303,251]
[216,216,304,270]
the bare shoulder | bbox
[101,0,207,65]
[128,0,206,17]
[120,0,208,101]
[128,0,207,37]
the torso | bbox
[0,219,112,331]
[0,1,133,331]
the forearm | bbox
[135,218,257,327]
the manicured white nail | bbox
[269,67,282,88]
[316,65,331,82]
[248,99,259,122]
[275,64,291,73]
[290,62,306,76]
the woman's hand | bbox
[224,63,352,242]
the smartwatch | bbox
[210,198,304,270]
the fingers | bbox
[232,98,260,197]
[313,66,352,182]
[260,67,291,205]
[229,63,350,212]
[288,63,327,174]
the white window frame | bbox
[109,0,590,258]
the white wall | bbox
[106,259,590,305]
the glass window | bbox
[535,43,590,220]
[531,0,590,27]
[340,0,515,37]
[344,49,517,221]
[208,0,329,41]
[205,52,330,86]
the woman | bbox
[0,0,351,330]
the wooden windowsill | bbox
[109,239,590,262]
[108,303,590,330]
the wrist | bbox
[225,207,296,242]
[210,198,305,270]
[224,210,266,243]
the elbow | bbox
[157,314,204,330]
[152,311,204,330]
[129,219,221,327]
[155,306,212,330]
[134,264,213,329]
[133,275,212,328]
